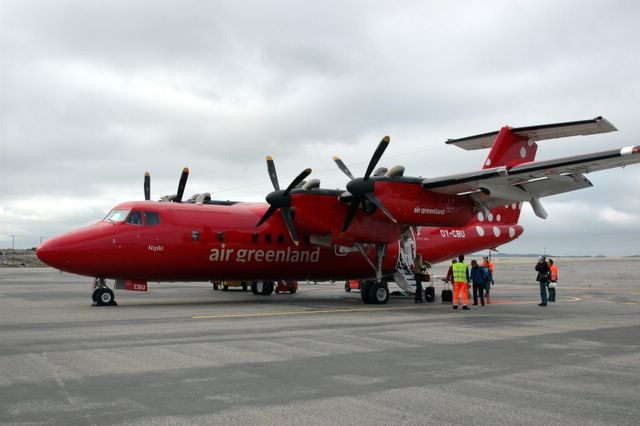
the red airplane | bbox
[36,116,640,306]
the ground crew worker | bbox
[452,254,470,310]
[413,254,425,303]
[548,258,558,302]
[535,255,550,306]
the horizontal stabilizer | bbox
[446,116,617,151]
[422,145,640,207]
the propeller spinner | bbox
[333,136,397,233]
[256,156,311,246]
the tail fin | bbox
[482,127,536,169]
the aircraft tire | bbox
[91,289,99,302]
[290,288,296,294]
[369,282,389,305]
[222,285,229,291]
[242,283,248,291]
[360,281,372,304]
[96,288,115,306]
[251,282,259,295]
[262,281,275,295]
[344,281,351,292]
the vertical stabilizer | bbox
[483,126,538,169]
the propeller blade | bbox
[365,192,397,224]
[364,136,390,179]
[175,167,189,203]
[256,204,278,227]
[280,207,299,246]
[341,198,361,233]
[284,168,312,194]
[266,156,280,191]
[144,172,151,201]
[332,156,354,179]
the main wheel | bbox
[369,282,389,305]
[92,289,99,302]
[251,282,259,295]
[242,283,248,291]
[344,281,351,292]
[222,284,229,291]
[360,281,372,304]
[96,288,115,306]
[262,281,275,295]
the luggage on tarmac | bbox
[441,281,453,303]
[425,285,435,302]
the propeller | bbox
[144,172,151,201]
[144,167,190,202]
[256,156,311,246]
[333,136,397,233]
[175,167,189,203]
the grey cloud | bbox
[1,0,640,253]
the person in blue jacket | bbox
[470,259,489,306]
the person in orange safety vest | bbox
[548,258,558,302]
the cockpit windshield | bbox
[104,209,130,222]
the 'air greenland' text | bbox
[209,245,320,263]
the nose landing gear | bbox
[92,278,117,306]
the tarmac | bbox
[1,258,639,425]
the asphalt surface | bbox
[1,261,639,425]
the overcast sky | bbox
[1,0,639,256]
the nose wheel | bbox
[92,278,118,306]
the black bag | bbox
[425,286,435,302]
[441,289,453,303]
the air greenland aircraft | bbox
[36,117,640,306]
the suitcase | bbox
[441,282,453,303]
[425,286,435,303]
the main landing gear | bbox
[360,280,390,305]
[92,278,117,306]
[250,281,275,296]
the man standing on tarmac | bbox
[481,256,494,303]
[535,256,551,306]
[452,254,470,310]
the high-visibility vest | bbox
[452,262,468,283]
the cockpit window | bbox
[104,209,130,222]
[144,212,160,226]
[126,210,143,226]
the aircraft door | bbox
[398,227,417,271]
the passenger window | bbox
[265,233,272,244]
[277,233,284,244]
[217,232,224,242]
[126,211,143,226]
[252,233,258,244]
[144,212,160,226]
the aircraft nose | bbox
[36,238,68,270]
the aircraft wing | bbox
[421,146,640,216]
